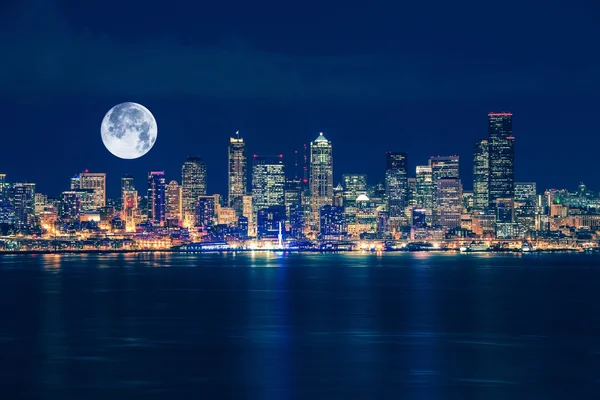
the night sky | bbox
[1,0,599,198]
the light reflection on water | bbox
[0,252,599,399]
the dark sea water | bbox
[0,252,599,399]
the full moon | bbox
[101,102,158,159]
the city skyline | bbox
[1,112,597,201]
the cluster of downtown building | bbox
[2,112,600,249]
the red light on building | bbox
[488,112,513,117]
[84,169,89,173]
[279,154,283,158]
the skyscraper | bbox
[12,183,36,226]
[310,133,333,226]
[147,171,166,225]
[415,165,434,209]
[473,139,489,210]
[430,156,459,225]
[488,112,515,208]
[252,155,285,212]
[515,182,537,232]
[228,133,247,207]
[79,172,106,209]
[165,180,182,224]
[385,152,408,220]
[437,178,462,230]
[182,156,207,226]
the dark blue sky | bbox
[1,0,599,197]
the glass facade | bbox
[182,156,207,225]
[385,152,408,219]
[147,171,166,225]
[228,135,247,207]
[252,155,285,213]
[473,139,489,210]
[437,178,462,230]
[488,112,515,208]
[310,133,333,227]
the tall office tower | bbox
[165,180,182,224]
[147,171,166,226]
[228,133,247,207]
[437,178,462,230]
[195,196,216,227]
[12,183,36,226]
[488,112,515,208]
[182,156,207,226]
[310,133,333,225]
[430,156,459,225]
[252,155,285,212]
[473,139,489,210]
[342,174,368,205]
[514,182,537,232]
[0,174,6,200]
[284,178,302,220]
[79,172,106,209]
[385,152,408,220]
[415,166,434,209]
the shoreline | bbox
[0,248,591,256]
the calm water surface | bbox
[0,252,599,399]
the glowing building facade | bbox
[228,134,247,207]
[252,155,285,213]
[182,156,207,226]
[385,152,408,220]
[147,171,166,226]
[488,112,514,209]
[310,133,333,227]
[78,172,106,209]
[165,180,182,224]
[473,139,489,210]
[437,178,462,230]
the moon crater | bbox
[101,102,157,159]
